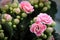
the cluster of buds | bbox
[0,0,35,29]
[30,13,56,40]
[0,25,8,40]
[29,0,51,12]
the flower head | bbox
[20,1,34,14]
[35,13,53,25]
[30,22,46,37]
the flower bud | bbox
[30,20,34,24]
[42,7,48,12]
[0,33,4,38]
[33,17,37,22]
[10,7,13,11]
[48,1,51,5]
[44,1,51,6]
[1,19,6,23]
[47,35,55,40]
[13,8,21,14]
[47,5,51,9]
[41,33,44,36]
[42,34,47,39]
[14,19,20,24]
[22,13,27,18]
[21,18,23,20]
[29,0,38,4]
[13,25,16,28]
[39,2,44,7]
[0,25,2,29]
[29,1,34,5]
[3,14,12,21]
[11,3,18,8]
[34,4,38,8]
[16,16,20,19]
[47,27,54,33]
[8,22,12,26]
[4,37,8,40]
[43,34,47,39]
[0,30,4,33]
[51,21,56,27]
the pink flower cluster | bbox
[30,22,46,37]
[35,13,53,25]
[20,1,34,14]
[30,13,53,37]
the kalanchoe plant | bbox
[29,13,55,40]
[0,0,58,40]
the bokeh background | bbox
[52,0,60,34]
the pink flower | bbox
[3,14,12,21]
[30,22,46,37]
[20,1,34,14]
[35,13,53,25]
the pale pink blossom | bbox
[20,1,34,14]
[3,14,12,21]
[30,22,46,37]
[35,13,53,25]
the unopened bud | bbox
[13,25,16,28]
[8,22,12,26]
[3,14,12,21]
[42,7,48,12]
[16,16,20,19]
[22,13,27,18]
[47,35,54,40]
[30,20,34,24]
[51,21,56,27]
[13,8,21,14]
[12,3,18,8]
[43,34,47,39]
[0,25,2,29]
[33,17,37,22]
[42,34,47,39]
[10,7,13,11]
[39,2,44,7]
[34,5,38,8]
[0,33,4,38]
[14,19,20,24]
[0,30,4,33]
[2,19,6,23]
[29,0,38,4]
[4,37,8,40]
[45,1,51,6]
[47,5,51,9]
[47,27,54,33]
